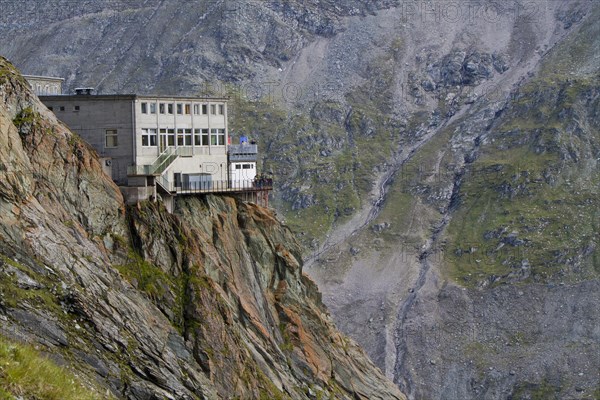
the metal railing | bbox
[228,144,258,154]
[156,174,173,192]
[228,144,258,162]
[160,179,273,194]
[229,154,258,162]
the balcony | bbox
[228,144,258,162]
[157,178,273,195]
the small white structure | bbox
[228,136,257,188]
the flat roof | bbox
[23,74,65,82]
[39,94,137,101]
[39,94,229,101]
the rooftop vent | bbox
[74,87,95,95]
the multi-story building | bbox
[39,92,264,208]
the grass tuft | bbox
[0,336,105,400]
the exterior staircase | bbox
[155,174,174,194]
[151,147,178,175]
[128,147,181,176]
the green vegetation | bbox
[444,76,600,287]
[0,255,62,314]
[511,378,563,400]
[12,106,41,134]
[0,58,29,88]
[115,250,173,301]
[229,38,408,248]
[239,365,287,400]
[278,323,294,353]
[0,336,104,400]
[538,6,600,79]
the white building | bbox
[39,90,271,208]
[24,75,63,95]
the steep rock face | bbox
[0,58,404,399]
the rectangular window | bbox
[201,129,209,145]
[193,104,200,115]
[159,103,165,114]
[177,128,184,146]
[176,103,183,115]
[194,129,201,145]
[105,129,118,148]
[150,103,157,114]
[74,105,80,111]
[59,106,65,111]
[184,129,192,146]
[141,128,157,147]
[235,164,241,170]
[168,104,174,114]
[167,129,175,146]
[243,164,252,169]
[202,104,208,115]
[184,104,191,115]
[209,129,226,146]
[218,104,224,115]
[210,104,216,115]
[141,103,148,114]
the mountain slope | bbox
[0,57,404,399]
[1,1,599,399]
[2,0,594,251]
[307,5,600,400]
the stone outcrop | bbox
[0,57,405,399]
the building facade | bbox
[39,94,234,204]
[24,75,63,96]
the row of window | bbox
[140,102,225,116]
[31,83,60,95]
[48,105,79,112]
[234,164,254,170]
[141,128,226,147]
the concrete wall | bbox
[120,186,152,204]
[40,95,233,190]
[166,153,229,185]
[39,96,135,185]
[134,96,229,182]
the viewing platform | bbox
[155,178,273,207]
[157,178,273,195]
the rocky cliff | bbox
[2,1,600,399]
[0,58,404,399]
